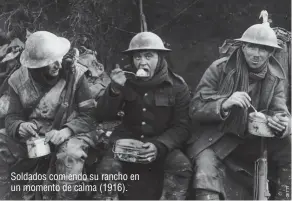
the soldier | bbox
[94,32,192,200]
[0,31,96,199]
[187,22,291,200]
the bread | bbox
[136,69,148,77]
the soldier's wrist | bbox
[221,100,228,111]
[150,141,168,161]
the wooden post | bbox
[139,0,147,32]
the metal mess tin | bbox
[248,112,274,137]
[26,137,51,158]
[113,139,144,163]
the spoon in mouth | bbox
[122,71,136,76]
[122,70,149,78]
[136,68,149,78]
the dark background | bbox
[0,0,290,89]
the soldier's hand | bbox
[45,128,72,145]
[63,48,79,64]
[137,142,157,164]
[110,64,126,93]
[222,92,251,111]
[267,113,290,137]
[18,122,38,138]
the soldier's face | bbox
[46,59,63,77]
[242,43,273,69]
[133,51,159,80]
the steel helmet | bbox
[235,24,281,49]
[123,31,171,53]
[20,31,70,68]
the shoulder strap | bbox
[51,48,79,130]
[52,70,76,130]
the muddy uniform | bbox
[94,59,192,200]
[0,64,96,200]
[187,50,291,200]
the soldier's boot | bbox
[195,189,220,200]
[160,172,190,200]
[160,150,193,200]
[274,165,291,200]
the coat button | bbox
[208,137,213,142]
[141,135,144,139]
[142,108,146,112]
[141,121,146,125]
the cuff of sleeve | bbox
[63,124,77,135]
[13,120,25,139]
[220,98,230,120]
[78,99,96,110]
[64,118,96,135]
[61,126,74,135]
[150,140,169,161]
[280,122,291,138]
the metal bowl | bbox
[112,139,144,163]
[26,137,51,158]
[248,112,274,137]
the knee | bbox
[56,138,89,173]
[196,148,217,167]
[195,149,220,177]
[57,138,88,160]
[165,150,192,177]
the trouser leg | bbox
[267,136,291,200]
[160,149,192,200]
[192,148,222,200]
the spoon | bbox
[250,104,258,113]
[122,70,149,78]
[122,71,136,76]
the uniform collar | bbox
[163,71,174,86]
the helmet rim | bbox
[20,31,70,69]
